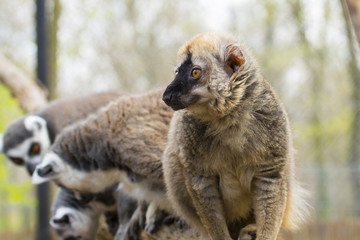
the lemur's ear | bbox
[224,44,245,76]
[50,208,73,229]
[24,115,47,132]
[0,134,3,153]
[32,152,61,184]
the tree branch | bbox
[345,0,360,48]
[0,52,47,113]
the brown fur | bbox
[52,89,173,179]
[39,91,123,134]
[162,33,309,240]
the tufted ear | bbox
[24,115,47,132]
[0,133,3,153]
[50,210,72,228]
[224,44,245,77]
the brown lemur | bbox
[162,33,309,240]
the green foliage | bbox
[0,84,24,128]
[0,83,35,234]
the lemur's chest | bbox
[219,169,253,220]
[181,125,247,170]
[178,115,255,219]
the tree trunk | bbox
[48,0,61,99]
[0,52,47,112]
[289,0,329,219]
[341,0,360,217]
[346,0,360,47]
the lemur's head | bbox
[162,33,258,119]
[1,115,51,175]
[32,151,127,194]
[51,188,100,240]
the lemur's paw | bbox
[238,224,257,240]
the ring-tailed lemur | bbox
[51,188,102,240]
[51,184,139,240]
[0,91,122,175]
[0,91,123,239]
[32,89,176,238]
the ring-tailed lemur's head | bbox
[32,152,65,184]
[51,188,100,240]
[1,115,51,175]
[32,151,126,193]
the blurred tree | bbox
[289,0,330,219]
[0,52,47,112]
[56,0,203,96]
[35,0,51,238]
[341,0,360,216]
[102,0,202,91]
[345,0,360,46]
[264,0,276,46]
[260,0,281,89]
[48,0,61,99]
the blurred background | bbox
[0,0,360,239]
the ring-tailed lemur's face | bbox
[51,207,98,240]
[32,151,126,193]
[51,190,100,240]
[1,115,51,175]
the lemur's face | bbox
[32,151,127,194]
[1,116,51,175]
[162,33,247,118]
[51,206,98,240]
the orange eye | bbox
[32,145,39,153]
[29,143,41,155]
[174,70,178,78]
[9,157,24,165]
[191,68,201,78]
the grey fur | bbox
[2,91,122,175]
[33,89,175,239]
[37,91,123,141]
[162,33,309,240]
[2,118,31,153]
[51,186,138,240]
[51,188,101,240]
[49,89,172,178]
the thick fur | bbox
[33,89,175,239]
[37,91,123,142]
[162,33,309,240]
[51,186,138,240]
[51,89,172,179]
[1,91,122,175]
[51,188,102,240]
